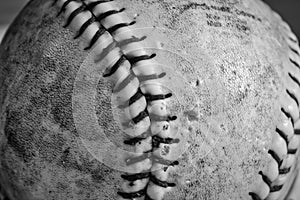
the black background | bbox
[264,0,300,38]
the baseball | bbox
[0,0,299,200]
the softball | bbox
[0,0,299,200]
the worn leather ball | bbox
[0,0,300,199]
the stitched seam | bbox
[53,0,179,199]
[249,23,300,200]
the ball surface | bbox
[0,0,300,200]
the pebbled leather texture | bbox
[0,0,300,199]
